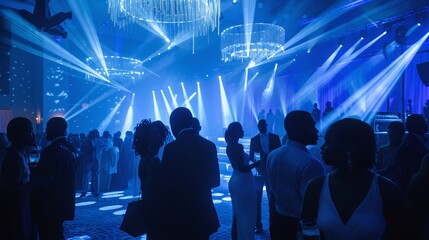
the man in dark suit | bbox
[32,117,77,239]
[249,119,281,234]
[395,114,429,189]
[159,107,220,239]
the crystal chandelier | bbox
[86,56,144,82]
[107,0,221,37]
[221,23,285,62]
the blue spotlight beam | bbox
[360,32,429,121]
[242,0,256,56]
[180,82,195,115]
[323,32,429,128]
[98,96,126,133]
[341,32,386,64]
[262,64,278,105]
[66,88,118,121]
[121,94,135,135]
[64,0,109,75]
[64,85,100,118]
[168,86,179,108]
[160,90,173,116]
[292,32,386,108]
[141,32,193,63]
[1,10,131,93]
[181,92,197,107]
[219,76,234,127]
[290,45,342,106]
[197,82,206,130]
[152,91,162,121]
[137,21,170,43]
[256,1,406,67]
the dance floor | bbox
[65,171,271,240]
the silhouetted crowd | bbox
[1,106,429,239]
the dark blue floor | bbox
[65,169,271,239]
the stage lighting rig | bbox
[18,0,72,39]
[395,25,408,46]
[416,11,427,25]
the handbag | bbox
[120,158,155,237]
[120,198,151,237]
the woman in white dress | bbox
[225,122,260,240]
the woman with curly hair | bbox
[133,119,170,239]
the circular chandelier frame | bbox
[221,23,285,62]
[107,0,220,37]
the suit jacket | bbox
[396,133,428,189]
[159,129,220,237]
[250,132,281,174]
[33,137,77,222]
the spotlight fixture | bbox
[360,29,367,39]
[395,25,408,46]
[18,0,72,39]
[338,36,345,47]
[382,22,392,33]
[416,11,427,25]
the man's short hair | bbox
[170,107,193,137]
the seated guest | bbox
[301,118,416,239]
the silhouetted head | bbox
[257,119,268,134]
[405,114,428,136]
[46,117,67,141]
[387,121,405,146]
[284,111,318,145]
[326,101,332,107]
[322,118,375,170]
[93,129,100,138]
[133,119,169,156]
[170,107,193,138]
[191,117,201,134]
[7,117,35,148]
[114,131,121,139]
[225,122,244,145]
[87,130,95,140]
[102,131,111,139]
[125,131,133,139]
[314,103,318,108]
